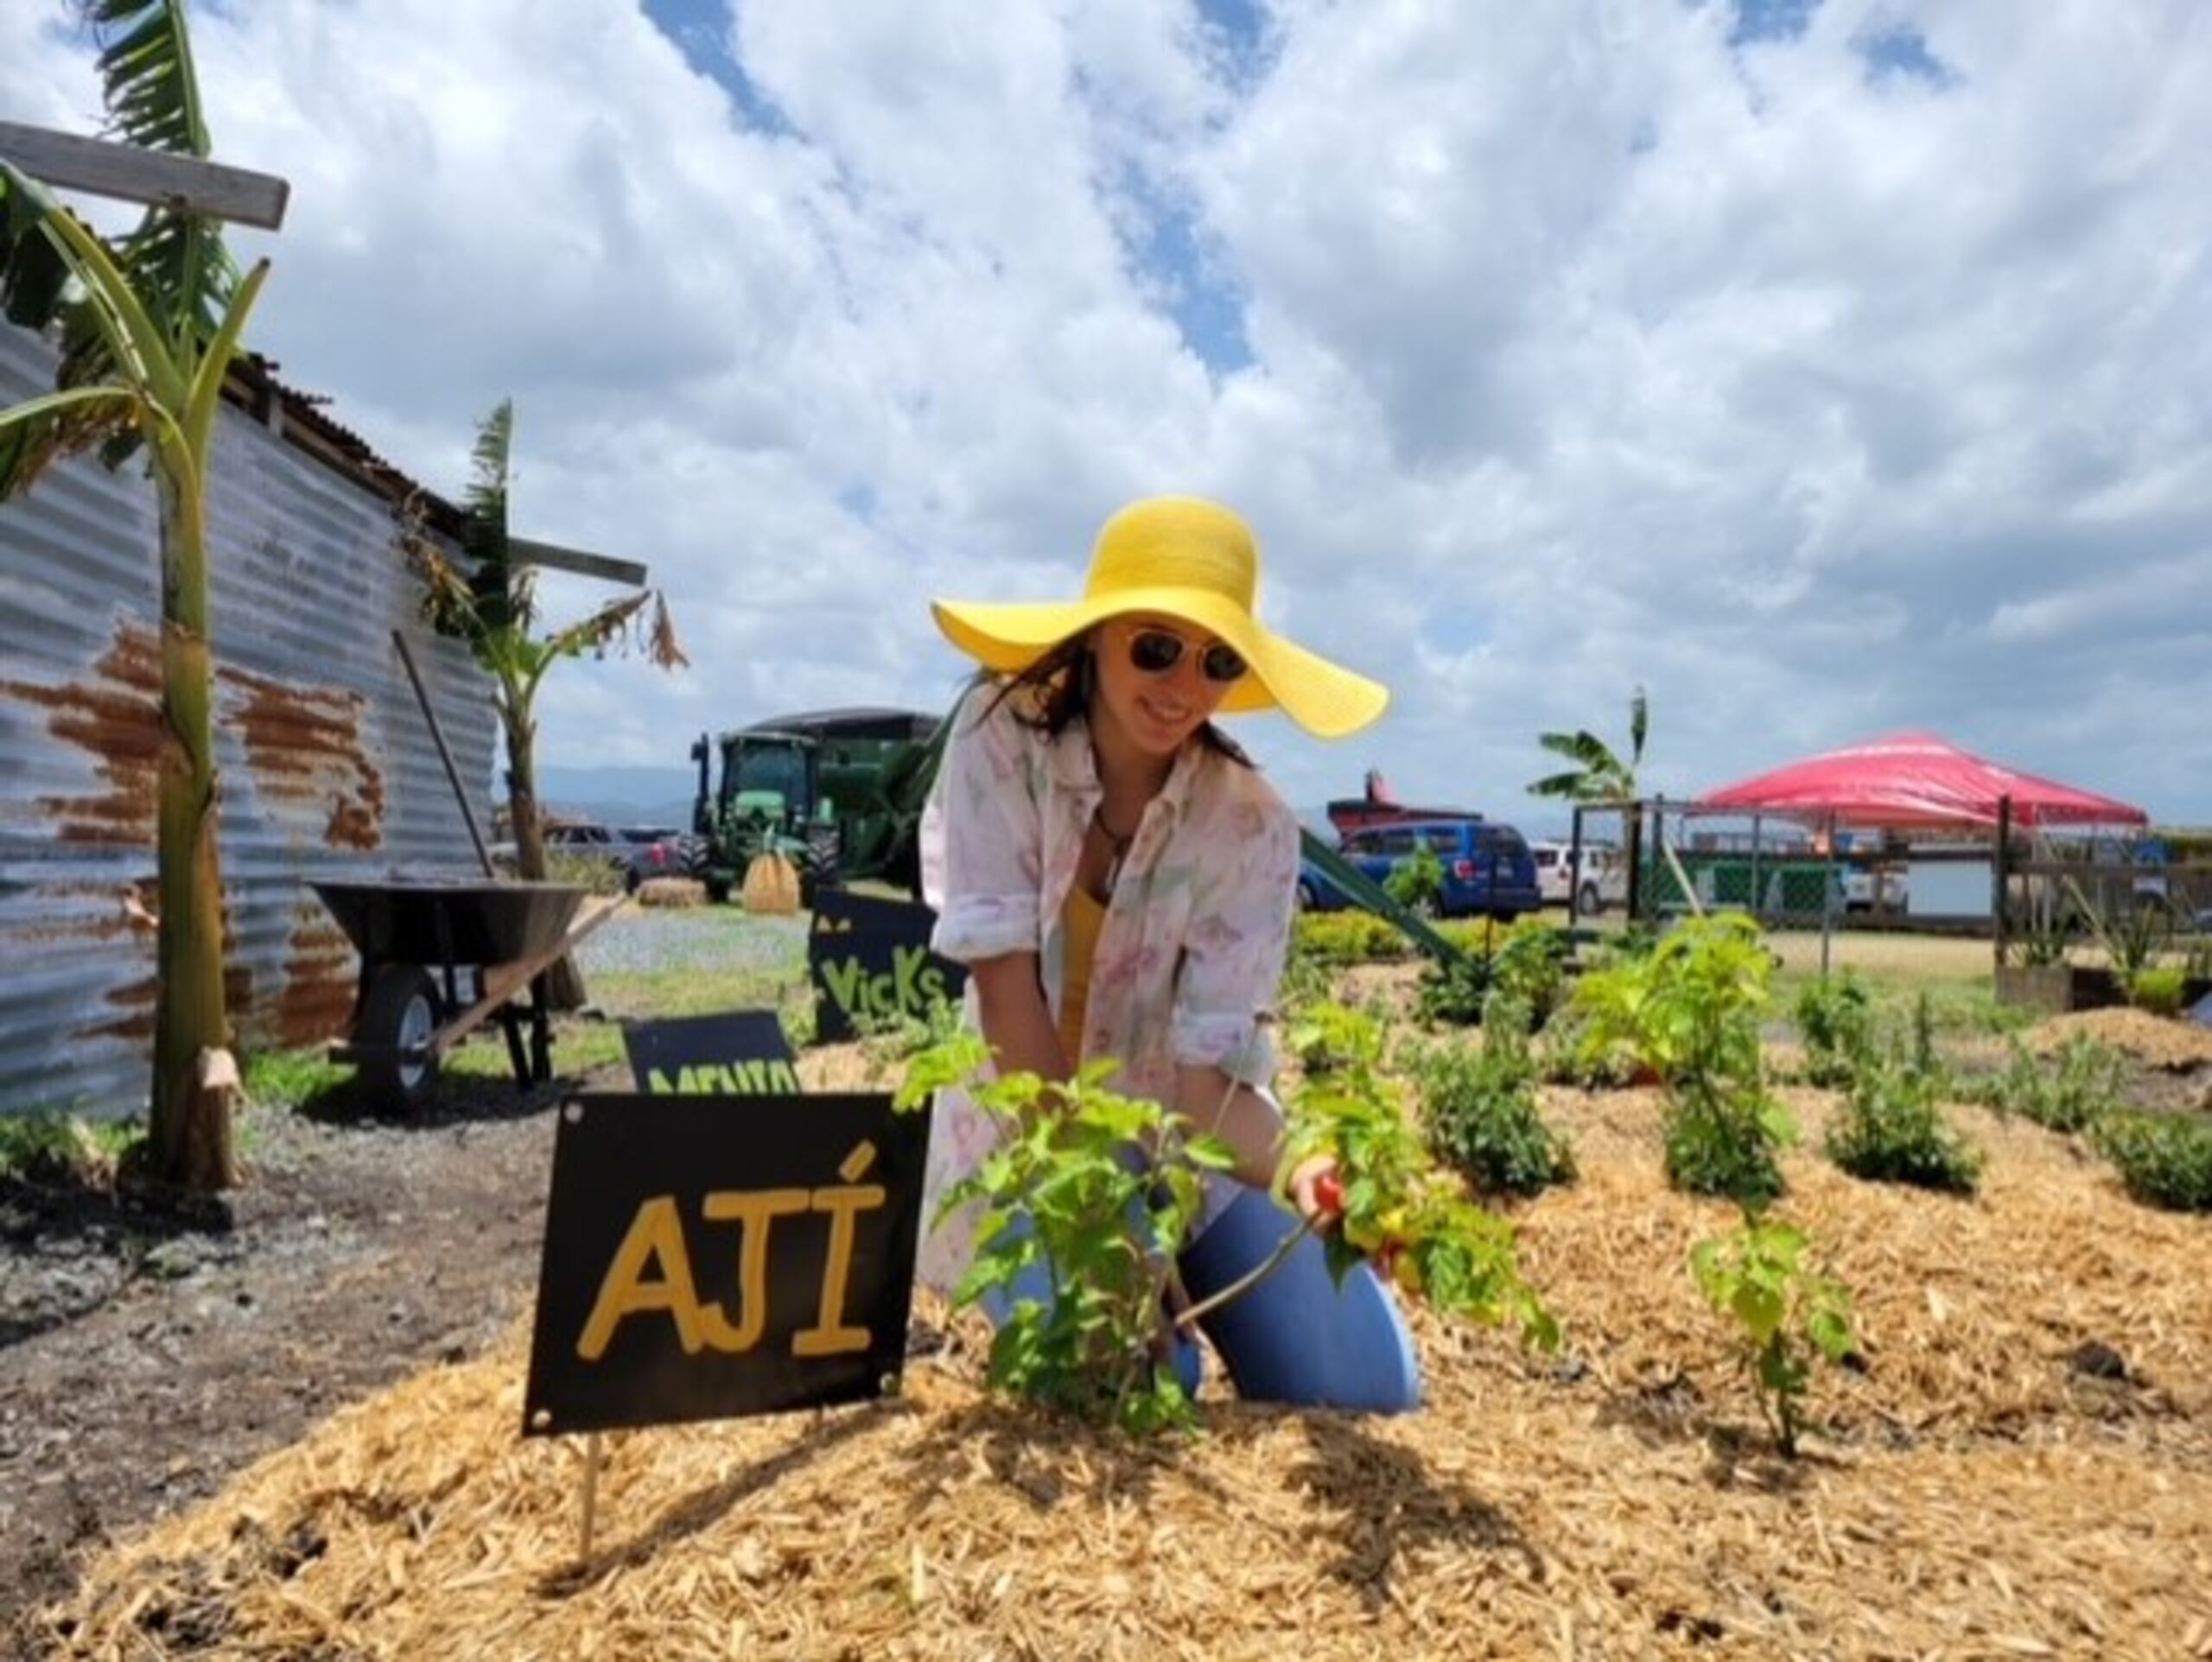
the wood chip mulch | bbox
[35,1089,2212,1662]
[2026,1005,2212,1073]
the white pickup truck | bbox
[1530,841,1629,914]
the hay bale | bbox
[635,877,708,910]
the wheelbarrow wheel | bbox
[359,965,442,1111]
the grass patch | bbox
[589,967,802,1021]
[443,1023,629,1080]
[1773,967,2034,1040]
[244,1050,352,1112]
[0,1112,137,1186]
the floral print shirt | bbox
[914,681,1302,1294]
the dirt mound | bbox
[2028,1005,2212,1072]
[35,1094,2212,1660]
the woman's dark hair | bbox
[969,631,1251,766]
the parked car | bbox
[1339,819,1542,920]
[614,825,694,888]
[1529,841,1628,914]
[1295,855,1357,912]
[490,821,690,891]
[1841,866,1910,914]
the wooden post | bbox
[1820,811,1837,976]
[1993,794,2013,974]
[578,1432,604,1559]
[1624,800,1645,926]
[1751,814,1765,923]
[392,630,496,879]
[1567,804,1584,924]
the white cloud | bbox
[3,0,2207,828]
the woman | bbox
[917,495,1421,1412]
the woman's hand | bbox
[1287,1152,1344,1230]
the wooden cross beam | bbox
[511,537,650,588]
[0,120,289,230]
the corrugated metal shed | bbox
[0,320,498,1119]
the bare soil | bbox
[0,1062,584,1659]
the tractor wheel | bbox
[358,965,441,1113]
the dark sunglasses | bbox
[1127,627,1247,684]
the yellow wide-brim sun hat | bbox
[931,496,1389,740]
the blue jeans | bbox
[979,1184,1423,1413]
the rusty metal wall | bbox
[0,322,498,1119]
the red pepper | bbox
[1312,1170,1344,1221]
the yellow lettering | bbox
[696,1187,810,1351]
[576,1196,707,1361]
[645,1066,677,1094]
[795,1142,886,1358]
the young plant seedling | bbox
[1570,912,1796,1208]
[1689,1215,1855,1457]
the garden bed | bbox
[21,1077,2212,1660]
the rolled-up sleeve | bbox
[923,684,1046,964]
[1170,795,1300,1084]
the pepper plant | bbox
[1277,1001,1555,1344]
[1568,911,1796,1208]
[898,1005,1556,1435]
[895,1037,1233,1434]
[1688,1215,1855,1457]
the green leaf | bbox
[1730,1280,1784,1343]
[1805,1307,1855,1361]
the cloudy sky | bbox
[6,0,2209,827]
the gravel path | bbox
[575,906,810,978]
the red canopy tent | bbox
[1695,731,2147,829]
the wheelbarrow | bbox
[312,880,626,1110]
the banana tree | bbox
[0,3,268,1191]
[404,399,686,1002]
[1527,686,1649,805]
[1526,686,1651,923]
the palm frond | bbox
[1537,729,1622,774]
[1526,769,1598,801]
[87,0,213,157]
[645,592,690,670]
[83,1,236,364]
[0,169,71,328]
[1628,686,1648,768]
[0,161,176,495]
[540,593,652,664]
[461,400,529,633]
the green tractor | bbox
[690,707,944,904]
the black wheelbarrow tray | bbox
[311,880,627,1110]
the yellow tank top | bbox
[1057,885,1107,1063]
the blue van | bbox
[1338,818,1542,920]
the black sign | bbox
[620,1011,799,1095]
[522,1092,931,1437]
[807,888,967,1044]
